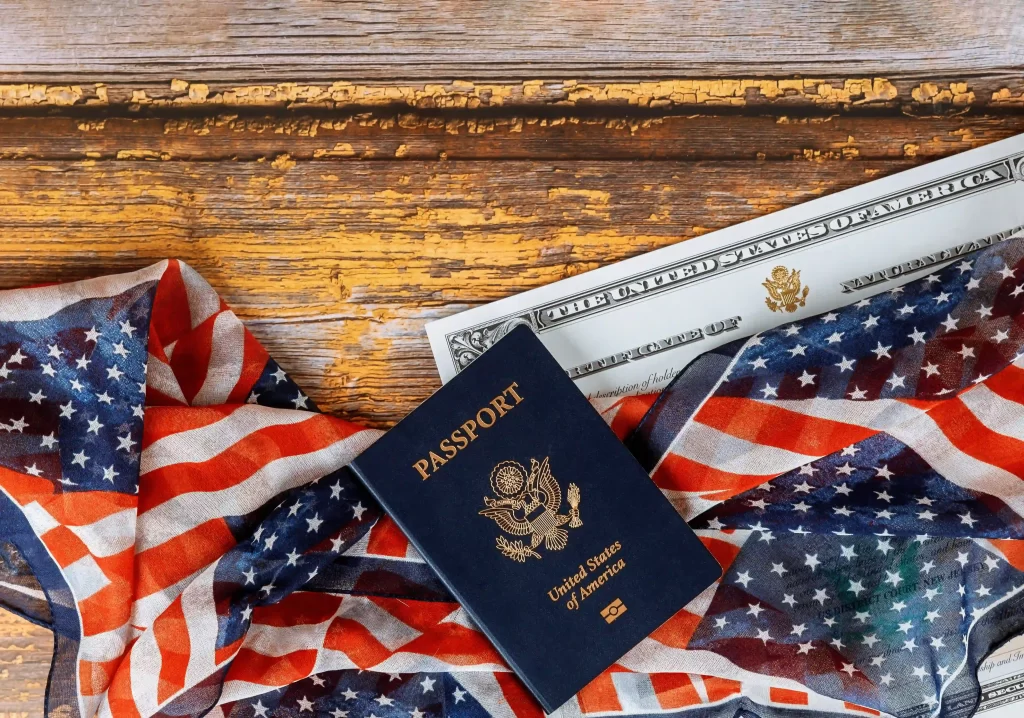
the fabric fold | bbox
[2,238,1024,717]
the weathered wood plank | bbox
[0,152,979,425]
[0,609,51,716]
[3,76,1024,111]
[1,113,1022,162]
[0,1,1020,85]
[0,22,1022,706]
[0,118,1013,708]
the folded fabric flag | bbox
[1,237,1022,718]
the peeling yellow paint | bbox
[394,144,409,158]
[0,77,1006,110]
[801,144,860,162]
[565,77,900,108]
[271,153,296,169]
[547,187,611,204]
[412,206,532,226]
[950,127,977,143]
[903,143,920,158]
[911,81,975,106]
[0,84,83,106]
[115,149,170,160]
[188,83,210,102]
[992,87,1024,105]
[312,143,355,158]
[87,83,109,105]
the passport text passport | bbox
[350,326,721,712]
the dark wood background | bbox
[2,2,1023,714]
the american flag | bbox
[1,236,1023,718]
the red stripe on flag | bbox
[104,649,144,718]
[649,609,703,650]
[135,518,237,598]
[144,383,190,408]
[700,536,741,572]
[0,466,56,506]
[653,453,772,501]
[139,413,360,513]
[769,687,809,705]
[927,399,1024,479]
[400,624,506,667]
[326,597,506,668]
[80,657,120,697]
[78,549,135,636]
[150,259,193,350]
[703,676,742,702]
[576,672,623,714]
[215,635,245,666]
[168,311,218,405]
[251,592,343,628]
[980,363,1024,404]
[494,672,545,718]
[650,674,702,710]
[39,491,135,526]
[40,525,90,567]
[226,329,270,404]
[365,598,459,633]
[365,517,412,558]
[605,394,658,440]
[141,406,238,449]
[153,596,191,704]
[696,397,876,456]
[365,598,505,666]
[989,539,1024,571]
[225,647,318,686]
[323,616,394,668]
[844,702,882,715]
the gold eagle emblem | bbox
[479,458,582,562]
[763,265,810,313]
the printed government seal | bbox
[479,457,582,562]
[763,265,810,313]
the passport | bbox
[349,325,721,712]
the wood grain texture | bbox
[0,156,913,421]
[2,5,1024,709]
[2,112,1022,711]
[0,610,51,716]
[3,76,1024,111]
[0,116,1016,426]
[0,1,1021,83]
[2,113,1024,162]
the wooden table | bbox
[2,3,1023,714]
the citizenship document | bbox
[976,634,1024,716]
[427,134,1024,399]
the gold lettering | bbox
[429,451,447,471]
[476,407,497,428]
[504,381,524,404]
[439,438,458,459]
[413,382,527,480]
[460,419,479,441]
[413,459,430,480]
[489,394,514,417]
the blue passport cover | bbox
[349,325,721,712]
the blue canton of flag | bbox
[0,283,155,493]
